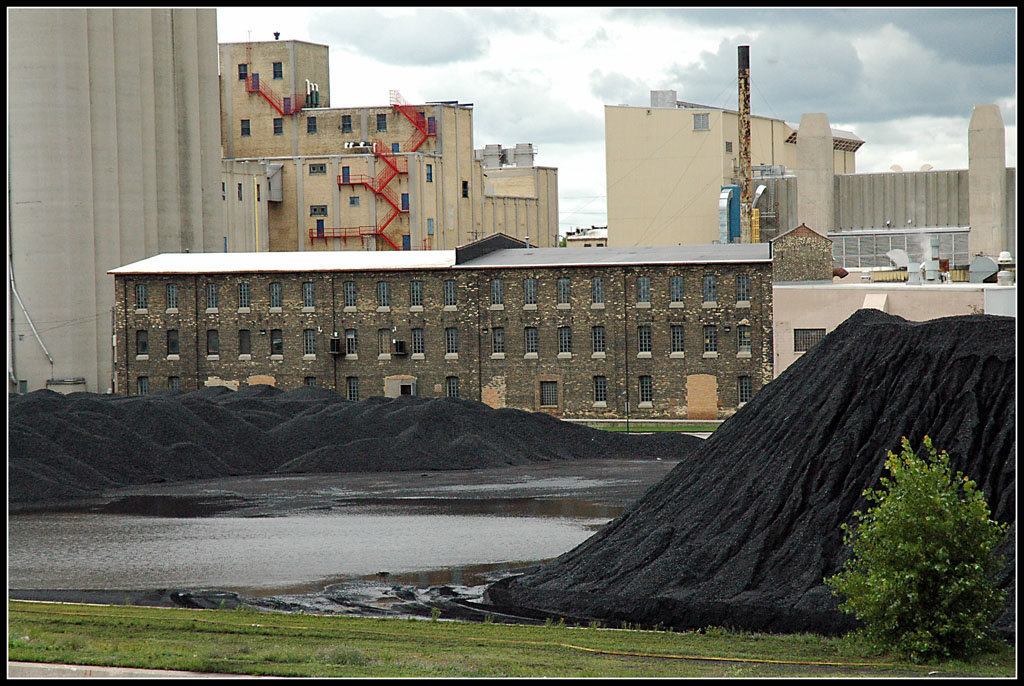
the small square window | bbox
[540,381,558,407]
[794,328,827,352]
[693,112,709,131]
[309,163,326,175]
[310,205,328,217]
[349,196,360,207]
[725,141,733,153]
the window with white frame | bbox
[166,283,179,310]
[343,281,356,308]
[238,282,250,309]
[206,283,218,309]
[693,112,709,130]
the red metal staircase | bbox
[389,90,436,152]
[245,73,303,115]
[313,140,407,250]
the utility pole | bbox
[738,45,752,243]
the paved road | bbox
[8,661,279,679]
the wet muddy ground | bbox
[9,458,680,623]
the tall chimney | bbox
[738,45,752,243]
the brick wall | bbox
[772,223,834,282]
[116,261,773,419]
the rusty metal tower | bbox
[738,45,752,243]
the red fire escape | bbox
[243,44,304,115]
[310,91,436,250]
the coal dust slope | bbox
[487,310,1016,639]
[8,388,703,505]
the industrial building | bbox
[218,39,559,253]
[109,231,833,419]
[8,8,260,395]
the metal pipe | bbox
[738,45,752,243]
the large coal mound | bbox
[9,388,703,506]
[487,310,1016,640]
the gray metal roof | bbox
[456,243,771,269]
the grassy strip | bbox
[595,424,720,433]
[8,601,1014,678]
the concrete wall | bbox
[9,8,222,394]
[772,282,1001,376]
[834,170,970,231]
[222,160,271,252]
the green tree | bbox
[825,436,1007,663]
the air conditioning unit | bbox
[329,337,342,355]
[392,340,408,356]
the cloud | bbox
[588,70,651,107]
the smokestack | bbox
[738,45,752,243]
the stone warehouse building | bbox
[110,232,830,419]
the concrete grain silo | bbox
[8,8,224,394]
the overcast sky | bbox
[216,7,1017,235]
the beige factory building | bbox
[219,39,559,253]
[8,8,254,395]
[605,90,862,247]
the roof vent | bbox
[997,270,1015,286]
[997,251,1013,264]
[969,255,999,283]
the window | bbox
[525,327,539,354]
[302,281,315,308]
[269,282,282,308]
[378,328,390,356]
[443,279,457,307]
[345,328,358,355]
[426,218,435,235]
[703,274,717,303]
[341,114,352,133]
[134,283,148,309]
[693,112,709,131]
[637,276,651,304]
[377,281,390,308]
[558,326,572,354]
[593,376,607,403]
[270,329,283,355]
[401,192,409,211]
[237,183,243,201]
[167,329,179,356]
[637,325,652,353]
[400,281,420,309]
[207,329,219,355]
[794,328,827,352]
[591,277,605,304]
[412,328,424,354]
[427,116,436,133]
[137,376,149,395]
[304,329,316,355]
[309,163,326,175]
[426,164,433,182]
[725,141,733,153]
[256,184,261,202]
[238,282,250,309]
[241,119,250,137]
[222,182,226,200]
[445,327,458,354]
[206,283,218,309]
[491,279,504,306]
[461,180,469,198]
[340,165,350,183]
[310,205,328,217]
[671,275,685,303]
[523,278,537,305]
[446,376,460,398]
[738,325,751,353]
[492,327,505,354]
[238,329,251,356]
[736,274,751,302]
[272,61,282,79]
[639,375,653,403]
[392,142,400,153]
[592,325,606,353]
[168,376,180,391]
[738,375,753,404]
[305,376,317,387]
[167,284,179,310]
[376,113,387,131]
[347,376,359,400]
[703,325,718,353]
[343,281,357,308]
[237,63,247,80]
[273,118,283,135]
[557,278,571,305]
[136,330,148,356]
[671,325,685,353]
[540,381,558,407]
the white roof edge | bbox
[453,258,773,269]
[109,251,457,275]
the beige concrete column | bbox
[197,8,224,252]
[968,104,1007,258]
[795,113,834,235]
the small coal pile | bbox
[486,310,1016,640]
[8,388,703,506]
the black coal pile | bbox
[9,387,703,505]
[486,310,1016,640]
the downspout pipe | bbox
[9,256,55,380]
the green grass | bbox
[8,601,1014,677]
[596,423,720,433]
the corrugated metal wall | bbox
[833,170,970,231]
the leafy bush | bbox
[825,436,1007,662]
